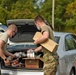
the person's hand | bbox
[11,54,17,58]
[4,58,10,66]
[34,41,37,45]
[34,46,42,53]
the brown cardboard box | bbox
[23,58,43,69]
[33,32,58,52]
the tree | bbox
[0,0,76,33]
[0,0,18,11]
[0,7,9,24]
[64,1,76,18]
[9,0,37,19]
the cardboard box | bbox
[23,58,43,69]
[33,32,58,52]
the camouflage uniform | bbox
[41,25,59,75]
[43,48,59,75]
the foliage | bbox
[0,0,76,33]
[39,0,52,21]
[0,7,9,24]
[10,0,37,19]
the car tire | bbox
[70,68,75,75]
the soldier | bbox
[34,15,59,75]
[0,24,17,66]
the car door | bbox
[64,34,76,74]
[71,34,76,67]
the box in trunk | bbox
[23,58,43,69]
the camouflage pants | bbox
[43,62,58,75]
[43,48,59,75]
[43,53,59,75]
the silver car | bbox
[0,24,7,33]
[55,32,76,75]
[0,19,76,75]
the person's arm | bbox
[4,50,16,58]
[0,40,11,65]
[34,31,49,45]
[0,40,7,60]
[34,46,42,52]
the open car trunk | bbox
[7,19,40,43]
[1,19,44,75]
[1,48,44,75]
[1,48,43,68]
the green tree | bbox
[64,1,76,18]
[63,1,76,32]
[0,0,76,33]
[39,0,52,22]
[1,0,18,11]
[9,0,37,19]
[0,7,9,24]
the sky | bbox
[36,0,45,8]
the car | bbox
[0,19,76,75]
[0,19,44,75]
[0,24,7,33]
[55,32,76,75]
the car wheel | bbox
[70,69,75,75]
